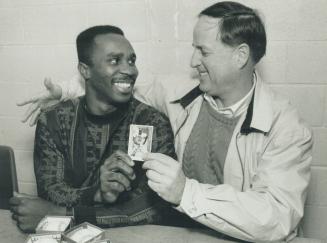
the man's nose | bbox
[120,62,138,76]
[190,49,201,68]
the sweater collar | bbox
[80,96,130,125]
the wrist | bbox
[66,207,74,217]
[176,175,187,205]
[93,189,102,203]
[50,204,66,216]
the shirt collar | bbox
[172,71,273,135]
[203,75,256,118]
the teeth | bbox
[114,83,131,88]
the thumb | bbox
[44,77,55,92]
[44,77,62,99]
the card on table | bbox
[36,215,73,233]
[25,232,61,243]
[128,125,153,161]
[62,222,104,243]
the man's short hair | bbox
[76,25,124,66]
[200,1,266,64]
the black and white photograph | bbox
[0,0,326,242]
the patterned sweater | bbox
[34,96,180,227]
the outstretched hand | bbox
[17,78,62,126]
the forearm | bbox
[41,182,98,207]
[177,178,302,242]
[35,150,98,206]
[73,191,170,227]
[34,114,97,207]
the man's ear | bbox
[78,62,91,80]
[234,43,250,69]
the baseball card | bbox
[128,125,153,161]
[25,233,61,243]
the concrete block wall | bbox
[0,0,326,240]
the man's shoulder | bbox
[156,75,199,100]
[38,97,81,124]
[131,97,170,124]
[266,88,312,138]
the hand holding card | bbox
[100,150,135,203]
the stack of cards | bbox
[36,216,73,233]
[25,233,62,243]
[128,125,153,161]
[62,222,105,243]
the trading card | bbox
[93,240,111,243]
[62,222,104,243]
[36,215,73,233]
[128,125,153,161]
[25,233,61,243]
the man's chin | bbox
[110,93,133,106]
[199,83,210,93]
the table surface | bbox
[0,209,324,243]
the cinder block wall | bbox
[0,0,326,240]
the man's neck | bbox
[214,71,254,108]
[85,91,118,116]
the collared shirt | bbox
[203,74,256,118]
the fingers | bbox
[44,77,62,99]
[9,196,22,206]
[11,206,24,216]
[101,191,119,203]
[21,102,40,123]
[101,171,131,191]
[101,181,125,194]
[44,77,54,91]
[17,96,41,106]
[29,107,41,126]
[9,197,26,216]
[143,152,175,166]
[147,180,162,195]
[146,169,164,184]
[17,86,51,107]
[15,216,36,233]
[105,150,134,167]
[103,158,135,180]
[116,150,134,166]
[10,206,19,215]
[143,159,170,175]
[12,213,18,221]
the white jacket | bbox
[62,73,313,242]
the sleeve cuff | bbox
[79,185,98,206]
[175,178,207,218]
[73,206,96,225]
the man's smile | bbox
[112,77,135,94]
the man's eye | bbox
[108,58,118,65]
[128,59,136,65]
[201,51,209,57]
